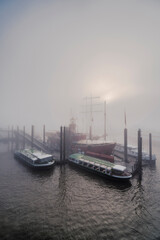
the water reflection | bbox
[1,142,160,240]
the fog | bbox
[1,0,160,138]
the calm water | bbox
[0,142,160,240]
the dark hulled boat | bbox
[68,153,132,181]
[14,149,55,169]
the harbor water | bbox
[0,142,160,240]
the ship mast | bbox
[83,96,100,141]
[104,100,107,141]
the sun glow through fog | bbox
[1,0,160,132]
[86,76,137,104]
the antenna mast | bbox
[104,101,107,141]
[83,96,101,140]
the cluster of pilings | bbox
[124,128,153,178]
[30,125,46,149]
[7,124,71,160]
[10,124,50,153]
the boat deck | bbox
[71,153,114,168]
[69,153,132,180]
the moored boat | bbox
[85,151,114,163]
[71,139,116,155]
[68,153,132,181]
[14,149,55,169]
[114,144,156,163]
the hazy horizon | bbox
[1,0,160,138]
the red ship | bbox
[85,151,114,163]
[71,139,116,156]
[69,116,116,157]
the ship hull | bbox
[68,154,132,181]
[72,142,116,155]
[14,151,55,169]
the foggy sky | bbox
[1,0,160,138]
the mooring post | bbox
[138,129,141,162]
[43,125,45,144]
[63,126,66,162]
[104,101,106,141]
[7,126,10,151]
[11,126,14,150]
[31,125,34,149]
[139,136,142,180]
[8,125,10,142]
[149,133,152,161]
[23,126,25,149]
[124,128,128,163]
[60,126,63,161]
[16,126,19,150]
[138,129,142,176]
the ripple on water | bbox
[1,150,160,239]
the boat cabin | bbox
[112,165,126,175]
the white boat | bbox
[113,144,156,162]
[68,153,132,181]
[14,149,55,169]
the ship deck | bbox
[71,153,114,168]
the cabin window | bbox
[107,169,111,173]
[100,167,105,171]
[112,169,122,175]
[88,164,93,168]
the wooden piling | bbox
[139,136,142,181]
[104,101,106,141]
[124,128,128,163]
[8,126,10,141]
[63,127,66,161]
[7,126,10,151]
[149,133,152,161]
[43,125,45,144]
[11,126,14,150]
[23,126,25,149]
[31,125,34,149]
[60,126,63,161]
[16,126,19,150]
[138,129,142,175]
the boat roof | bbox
[116,143,137,150]
[20,149,52,161]
[70,153,128,172]
[113,165,126,171]
[32,151,52,159]
[70,153,114,168]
